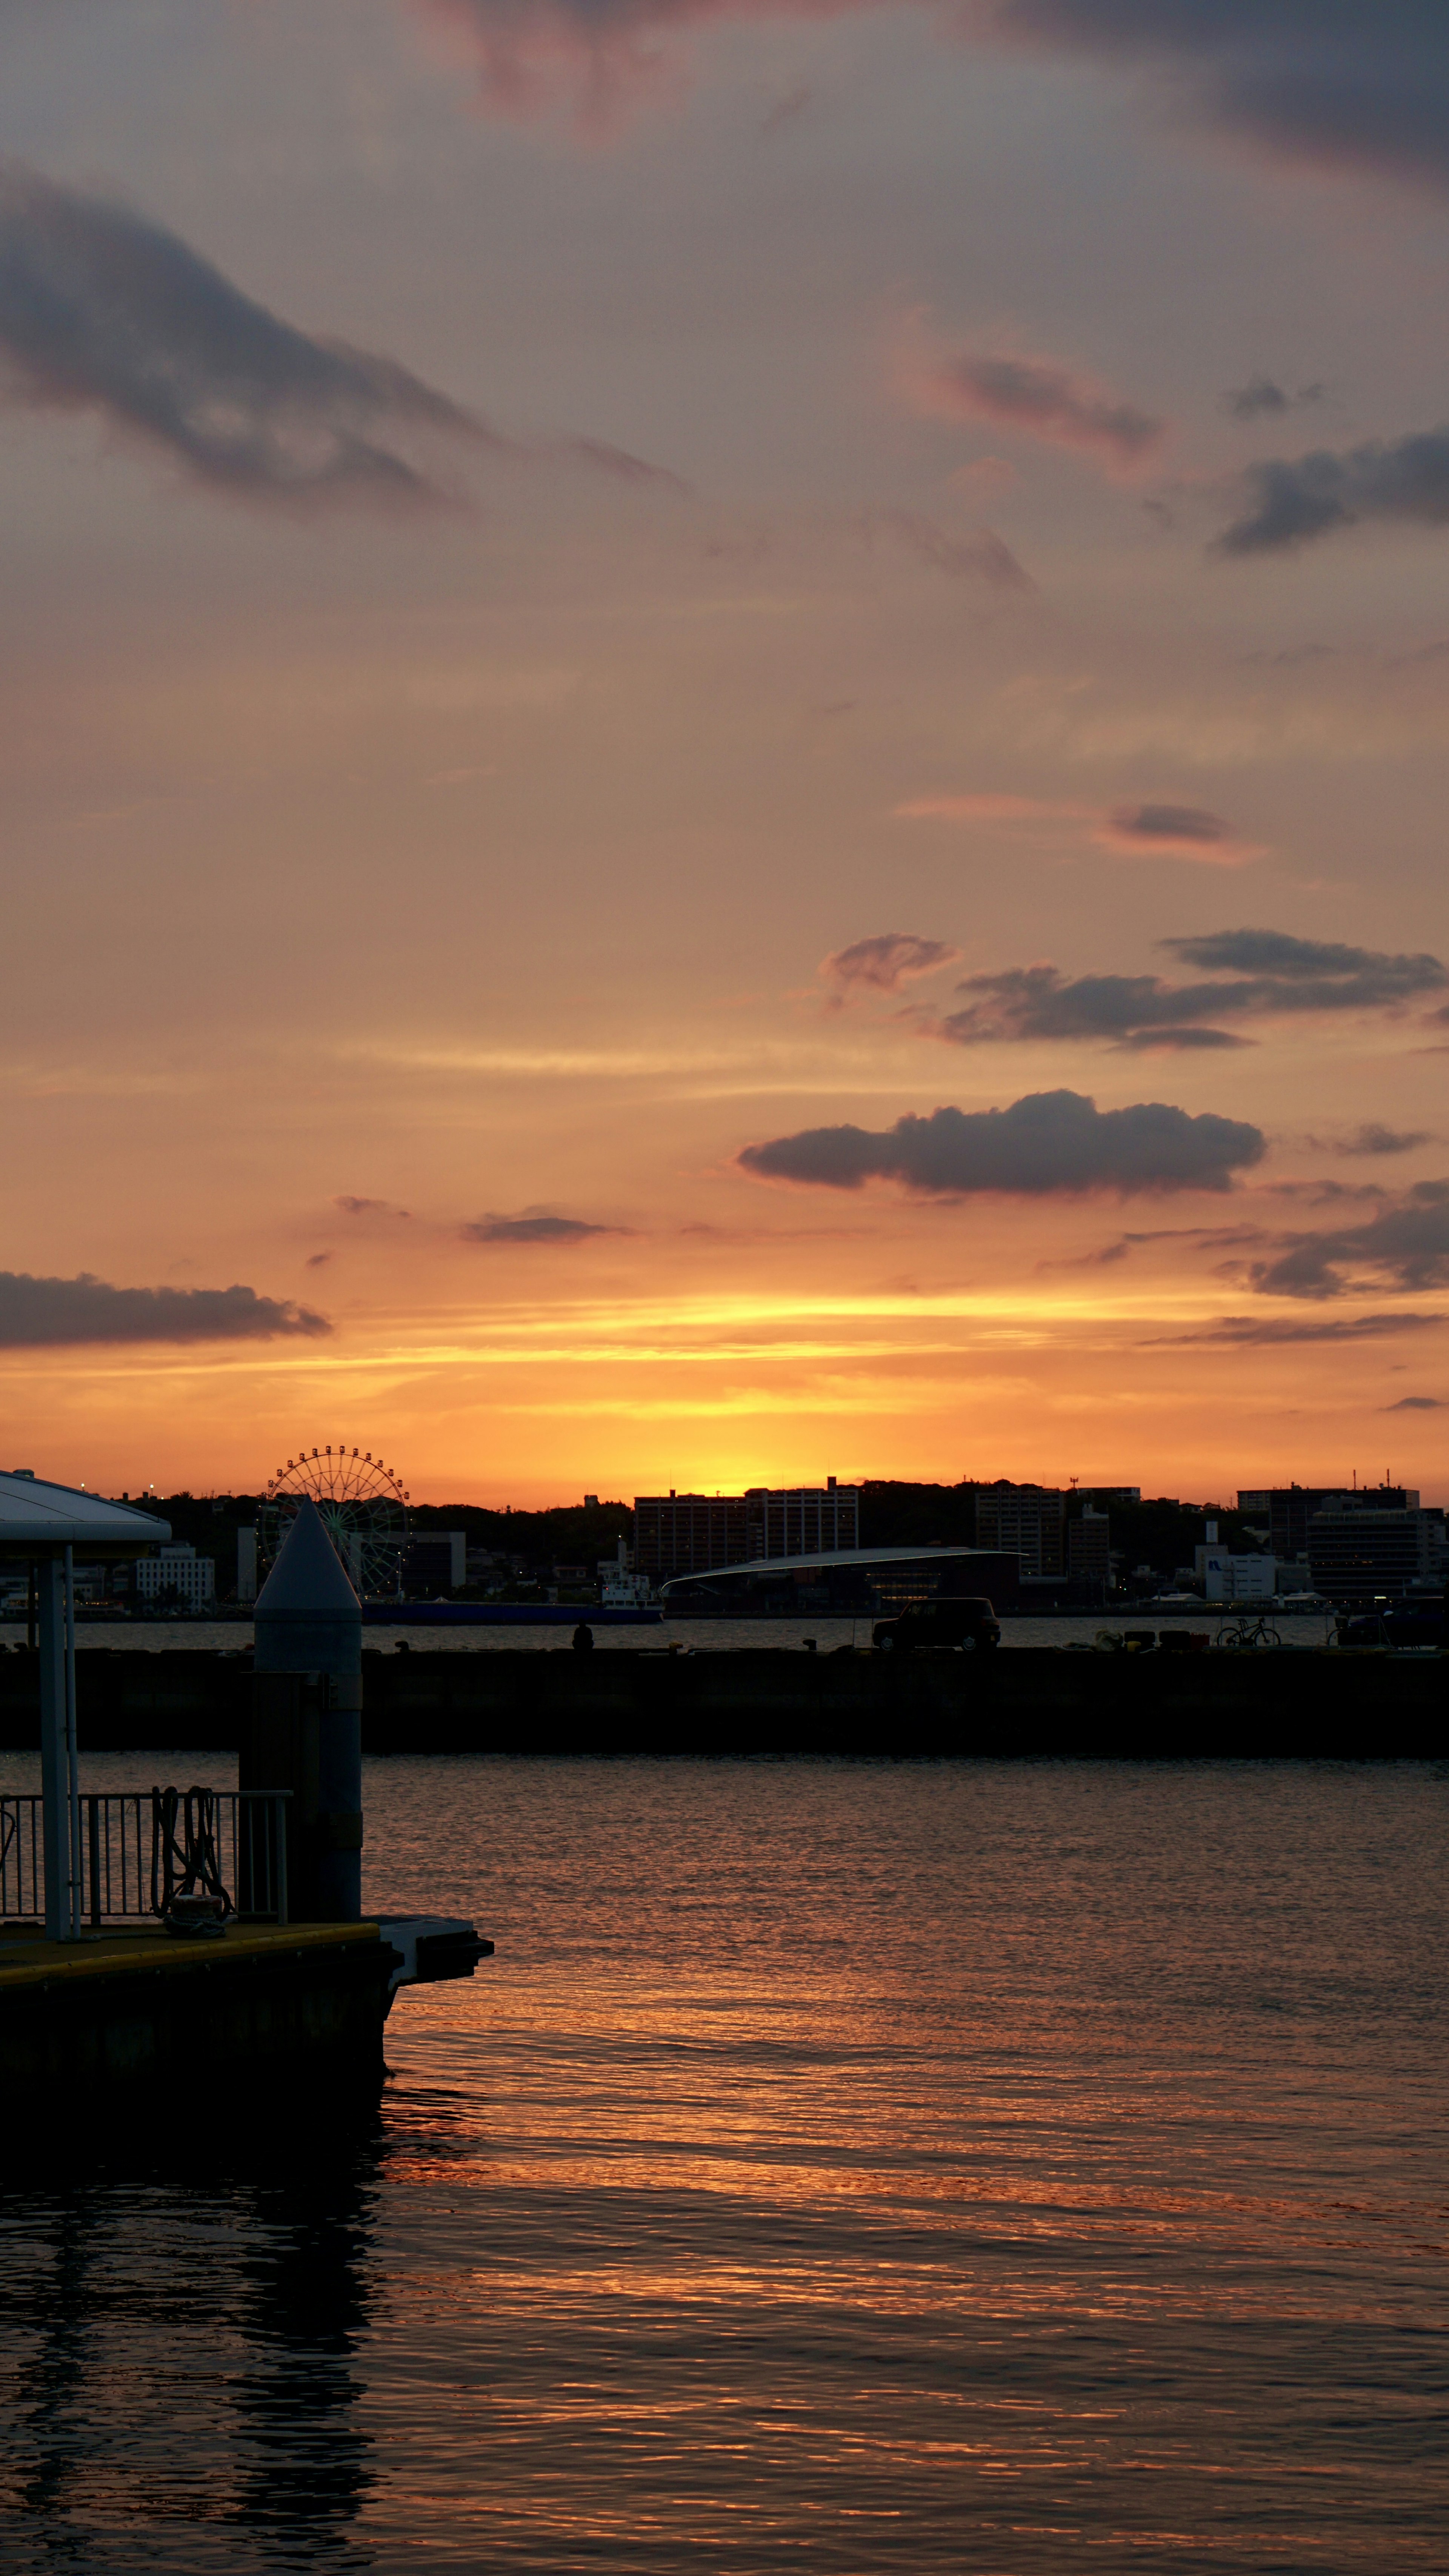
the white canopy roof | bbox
[660,1544,988,1592]
[0,1470,171,1556]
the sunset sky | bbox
[3,2,1449,1504]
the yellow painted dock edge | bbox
[0,1920,388,1992]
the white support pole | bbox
[65,1544,80,1938]
[37,1557,68,1940]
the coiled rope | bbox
[149,1786,234,1922]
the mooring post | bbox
[37,1556,69,1940]
[251,1500,363,1920]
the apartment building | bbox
[634,1480,860,1583]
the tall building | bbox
[1068,1506,1111,1584]
[1238,1485,1416,1560]
[744,1481,859,1561]
[1306,1492,1432,1604]
[974,1484,1066,1577]
[634,1481,859,1583]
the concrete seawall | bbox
[0,1922,396,2109]
[0,1645,1443,1758]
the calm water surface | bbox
[2,1757,1445,2570]
[0,1611,1340,1652]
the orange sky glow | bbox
[2,2,1447,1504]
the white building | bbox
[135,1542,215,1608]
[1195,1541,1277,1604]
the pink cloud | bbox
[411,0,869,123]
[895,793,1266,866]
[916,347,1165,469]
[820,932,961,1002]
[894,792,1091,825]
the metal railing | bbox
[0,1789,290,1927]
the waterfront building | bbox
[634,1482,859,1583]
[1238,1484,1416,1561]
[974,1484,1066,1577]
[1068,1506,1111,1584]
[1195,1541,1278,1604]
[400,1531,467,1594]
[135,1542,215,1608]
[1306,1491,1434,1603]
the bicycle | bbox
[1217,1613,1281,1649]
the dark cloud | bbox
[1103,803,1232,848]
[738,1088,1265,1197]
[878,509,1034,592]
[1225,377,1325,419]
[1384,1394,1444,1409]
[1337,1122,1433,1157]
[1227,377,1290,419]
[335,1195,412,1218]
[989,5,1449,194]
[821,933,961,997]
[418,0,1449,198]
[0,164,678,510]
[1248,1182,1449,1300]
[922,347,1163,464]
[461,1213,620,1242]
[0,1272,329,1347]
[1160,1311,1447,1349]
[305,1252,334,1269]
[0,163,496,509]
[939,930,1447,1048]
[1161,929,1445,995]
[1216,428,1449,556]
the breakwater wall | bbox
[0,1646,1442,1758]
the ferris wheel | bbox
[259,1446,411,1600]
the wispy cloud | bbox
[0,163,494,510]
[1336,1122,1434,1158]
[1248,1182,1449,1301]
[819,933,961,1002]
[461,1211,628,1243]
[933,930,1447,1050]
[739,1088,1264,1197]
[911,341,1164,468]
[0,1272,329,1347]
[335,1195,413,1219]
[0,163,678,509]
[896,791,1263,864]
[1158,1312,1448,1349]
[874,508,1035,591]
[1224,376,1326,421]
[1096,803,1262,865]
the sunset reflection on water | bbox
[2,1758,1446,2570]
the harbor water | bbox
[0,1611,1339,1654]
[0,1753,1444,2570]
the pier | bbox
[0,1477,491,2116]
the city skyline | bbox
[2,5,1448,1503]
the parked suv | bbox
[872,1597,1000,1653]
